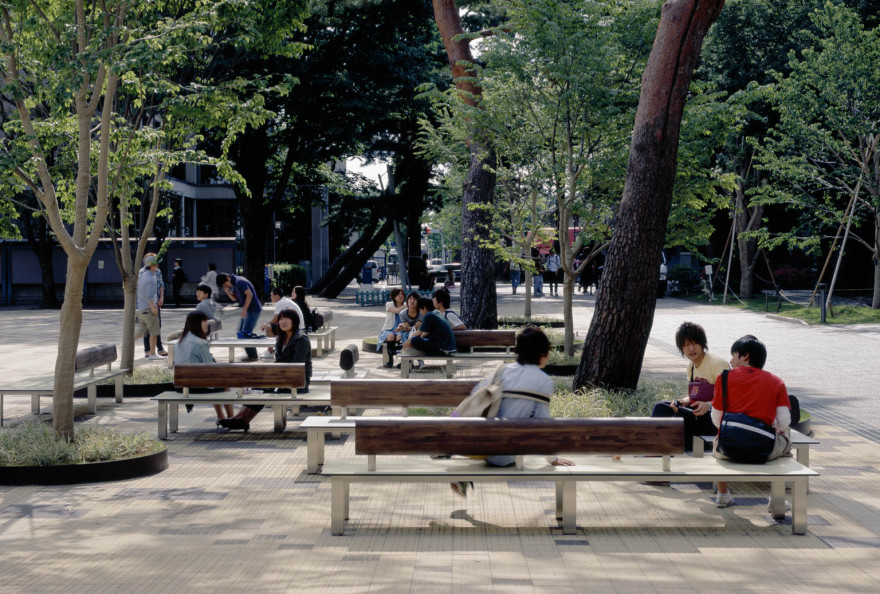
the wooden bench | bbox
[152,363,332,439]
[0,344,128,426]
[321,417,817,535]
[398,330,517,378]
[298,378,479,472]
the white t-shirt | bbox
[443,309,465,329]
[274,297,305,330]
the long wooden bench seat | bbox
[298,378,479,472]
[399,330,517,378]
[321,418,818,535]
[152,363,323,439]
[0,344,127,426]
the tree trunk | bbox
[433,0,498,329]
[733,178,763,298]
[20,212,60,309]
[235,125,271,301]
[120,277,138,373]
[320,219,394,298]
[575,0,726,390]
[53,255,89,440]
[311,217,379,295]
[874,210,880,309]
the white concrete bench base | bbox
[323,455,817,535]
[0,368,127,426]
[153,390,331,439]
[399,352,516,378]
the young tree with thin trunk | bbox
[576,0,727,390]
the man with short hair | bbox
[432,288,465,330]
[401,297,457,358]
[194,284,216,320]
[216,272,263,360]
[711,335,792,508]
[136,254,164,359]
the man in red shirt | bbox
[710,335,792,507]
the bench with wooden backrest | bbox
[398,330,517,378]
[152,363,328,439]
[298,378,479,472]
[0,343,127,426]
[321,417,817,535]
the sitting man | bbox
[194,284,216,319]
[401,297,457,359]
[432,287,466,330]
[711,335,792,508]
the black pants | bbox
[651,401,716,451]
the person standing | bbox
[201,263,219,304]
[509,259,521,294]
[546,250,560,296]
[216,272,263,361]
[136,254,164,360]
[171,258,187,307]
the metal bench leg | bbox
[331,478,349,535]
[169,403,179,433]
[87,384,97,414]
[273,405,286,432]
[796,445,811,493]
[115,376,124,403]
[307,429,323,473]
[158,402,168,440]
[791,478,808,535]
[555,482,563,519]
[228,346,235,363]
[31,394,41,414]
[769,481,786,520]
[561,482,577,534]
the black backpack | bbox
[311,309,324,331]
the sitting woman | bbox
[650,321,729,449]
[378,288,407,368]
[451,326,573,496]
[175,311,233,422]
[219,309,312,431]
[292,285,313,332]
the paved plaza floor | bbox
[2,284,880,592]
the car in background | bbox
[430,262,461,283]
[427,258,444,275]
[357,260,380,283]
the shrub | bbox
[272,263,306,292]
[668,265,700,294]
[772,266,814,289]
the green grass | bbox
[101,366,172,386]
[411,378,686,419]
[683,294,880,324]
[0,421,164,467]
[498,315,564,327]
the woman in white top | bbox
[200,263,220,304]
[378,288,407,367]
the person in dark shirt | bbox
[401,297,456,356]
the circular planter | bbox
[544,364,578,376]
[0,448,168,486]
[362,338,378,353]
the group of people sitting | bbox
[174,284,313,431]
[377,287,465,368]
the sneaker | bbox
[767,499,791,513]
[450,481,474,497]
[260,351,274,360]
[147,354,165,360]
[157,350,168,356]
[715,492,734,508]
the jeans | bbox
[533,275,544,296]
[510,270,520,294]
[239,308,262,359]
[651,401,716,450]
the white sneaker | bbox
[260,351,274,360]
[146,354,165,360]
[767,499,791,513]
[715,492,734,508]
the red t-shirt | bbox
[712,366,790,427]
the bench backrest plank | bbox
[453,330,516,349]
[331,379,479,408]
[355,418,684,456]
[174,363,305,388]
[75,344,118,372]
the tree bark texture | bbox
[576,0,726,390]
[734,176,763,298]
[232,125,272,300]
[432,0,498,329]
[21,213,60,309]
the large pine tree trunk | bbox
[432,0,497,329]
[236,126,271,300]
[575,0,726,390]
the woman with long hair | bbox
[175,311,233,421]
[291,285,313,331]
[378,288,407,368]
[220,308,312,431]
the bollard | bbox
[819,283,827,324]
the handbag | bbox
[687,368,715,402]
[452,366,506,418]
[716,370,776,463]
